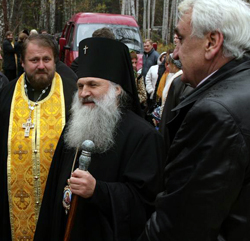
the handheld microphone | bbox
[79,140,95,171]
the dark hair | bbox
[18,33,28,42]
[21,34,59,63]
[22,29,30,35]
[130,51,137,60]
[92,27,115,39]
[5,31,13,38]
[167,49,174,55]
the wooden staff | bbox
[64,140,95,241]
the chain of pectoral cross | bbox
[22,82,50,138]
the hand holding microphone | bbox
[69,140,96,198]
[64,140,95,241]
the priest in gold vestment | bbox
[0,34,76,240]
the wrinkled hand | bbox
[69,169,96,198]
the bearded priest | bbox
[34,37,165,241]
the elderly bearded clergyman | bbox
[34,37,165,241]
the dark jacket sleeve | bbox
[0,72,9,89]
[3,40,16,53]
[70,57,79,74]
[138,99,249,241]
[2,40,16,69]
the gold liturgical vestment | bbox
[7,73,65,240]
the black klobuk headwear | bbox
[77,37,142,116]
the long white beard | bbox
[64,85,121,153]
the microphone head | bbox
[79,140,95,171]
[81,140,95,153]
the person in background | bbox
[29,29,38,36]
[130,51,147,114]
[34,37,164,241]
[142,39,159,81]
[138,0,250,240]
[173,33,179,46]
[21,29,30,36]
[15,32,29,77]
[145,51,166,102]
[145,52,166,125]
[155,49,174,103]
[160,53,182,115]
[151,48,174,112]
[151,52,181,129]
[2,31,17,81]
[0,34,77,240]
[41,29,48,34]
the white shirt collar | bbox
[196,70,218,87]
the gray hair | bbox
[178,0,250,59]
[169,53,182,69]
[110,82,130,109]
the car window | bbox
[75,23,143,53]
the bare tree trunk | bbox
[71,0,76,17]
[162,0,169,44]
[127,0,131,15]
[8,0,15,29]
[39,0,47,31]
[135,0,139,21]
[147,0,150,39]
[151,0,156,28]
[0,2,5,42]
[2,0,9,33]
[143,0,147,39]
[131,0,136,19]
[167,1,175,43]
[121,0,126,15]
[50,0,56,34]
[64,0,71,25]
[175,0,179,25]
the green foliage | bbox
[150,30,163,44]
[154,0,164,26]
[76,0,111,13]
[16,0,40,34]
[156,42,175,54]
[95,3,108,13]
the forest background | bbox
[1,0,182,53]
[1,0,250,52]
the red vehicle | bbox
[59,12,143,70]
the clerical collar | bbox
[24,75,51,101]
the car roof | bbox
[69,12,138,27]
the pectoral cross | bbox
[83,45,88,54]
[22,117,34,137]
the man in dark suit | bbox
[2,31,16,81]
[138,0,250,240]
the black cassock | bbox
[34,109,165,241]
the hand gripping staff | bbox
[64,140,95,241]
